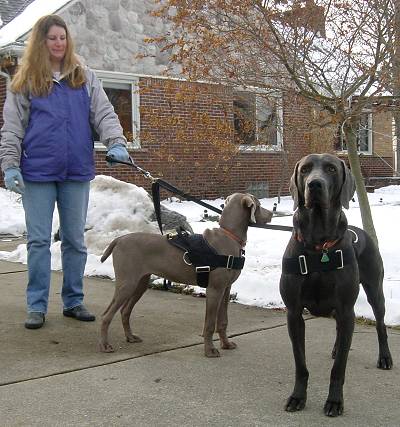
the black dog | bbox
[280,153,392,417]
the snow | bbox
[0,175,399,326]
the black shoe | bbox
[63,305,96,321]
[25,312,45,329]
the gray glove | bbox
[4,168,25,195]
[106,144,130,167]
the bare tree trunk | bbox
[393,0,400,174]
[343,121,379,247]
[394,113,400,175]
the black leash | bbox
[105,156,294,233]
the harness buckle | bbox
[183,251,192,266]
[167,231,178,240]
[196,266,211,273]
[298,255,308,275]
[226,255,234,269]
[335,249,344,269]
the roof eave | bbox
[0,42,25,58]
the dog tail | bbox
[100,238,119,263]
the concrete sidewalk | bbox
[0,238,399,426]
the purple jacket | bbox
[21,80,94,181]
[0,67,127,180]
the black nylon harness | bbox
[282,247,353,275]
[166,229,245,287]
[282,229,358,275]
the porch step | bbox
[365,185,375,193]
[367,176,400,189]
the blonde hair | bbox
[11,14,86,96]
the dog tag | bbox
[320,252,330,263]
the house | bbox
[0,0,396,200]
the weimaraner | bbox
[280,153,392,417]
[99,193,273,357]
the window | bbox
[233,91,283,151]
[336,113,372,154]
[93,71,140,148]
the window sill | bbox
[94,141,142,151]
[238,145,283,153]
[335,150,373,156]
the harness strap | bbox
[167,231,245,287]
[152,181,163,234]
[282,247,353,275]
[186,250,245,270]
[189,252,245,287]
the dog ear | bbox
[289,161,300,210]
[339,160,356,209]
[242,195,257,223]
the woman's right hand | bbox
[4,168,25,195]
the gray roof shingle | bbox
[0,0,36,27]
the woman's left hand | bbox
[106,144,130,167]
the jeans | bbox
[22,180,90,313]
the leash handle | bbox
[105,155,155,180]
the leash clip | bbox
[298,255,308,275]
[335,249,344,269]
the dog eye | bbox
[326,165,336,173]
[300,165,310,174]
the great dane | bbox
[99,193,272,357]
[280,153,392,417]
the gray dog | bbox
[280,153,392,417]
[100,193,273,357]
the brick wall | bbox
[359,155,394,180]
[0,74,6,187]
[0,72,396,197]
[97,79,311,199]
[373,111,393,157]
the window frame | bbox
[92,70,140,149]
[336,112,373,155]
[233,89,284,152]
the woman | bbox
[0,14,130,329]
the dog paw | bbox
[205,347,221,358]
[221,341,237,350]
[377,354,393,370]
[98,342,115,353]
[324,399,343,417]
[126,334,143,343]
[284,395,306,412]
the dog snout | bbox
[308,178,324,192]
[257,206,273,224]
[304,177,328,208]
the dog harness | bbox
[282,229,358,275]
[166,229,245,287]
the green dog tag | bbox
[321,252,330,263]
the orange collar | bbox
[295,232,340,251]
[314,239,340,251]
[220,227,246,248]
